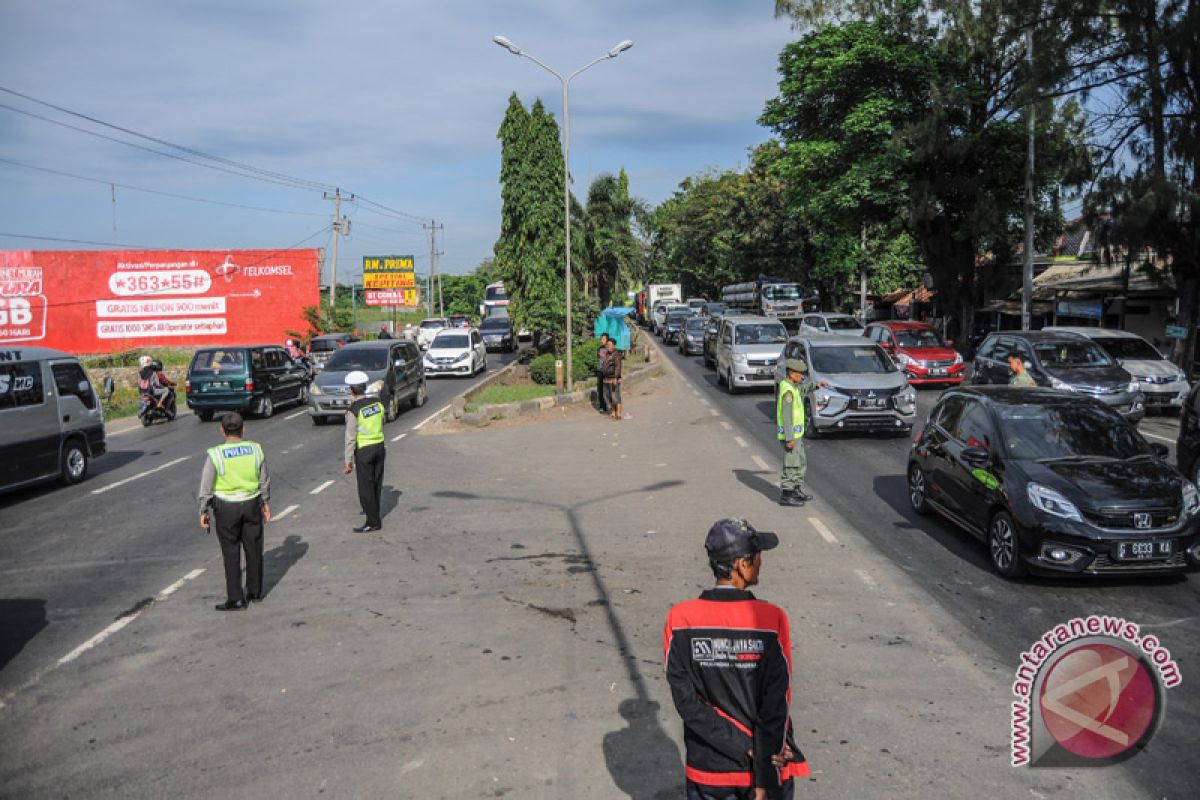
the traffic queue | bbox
[644,294,1200,580]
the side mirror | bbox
[962,445,990,467]
[1150,442,1169,459]
[102,376,115,400]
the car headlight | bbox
[733,353,748,364]
[897,388,917,407]
[310,382,324,396]
[453,352,469,362]
[895,352,915,367]
[367,380,385,395]
[1027,483,1083,522]
[1128,380,1139,393]
[1049,376,1073,392]
[813,388,837,410]
[953,352,963,365]
[1183,481,1200,516]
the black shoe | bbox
[215,600,246,611]
[353,524,381,533]
[246,593,262,603]
[793,488,813,502]
[779,493,805,507]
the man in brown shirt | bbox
[603,337,623,421]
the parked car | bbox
[308,340,426,424]
[908,386,1200,578]
[679,316,708,355]
[700,301,728,318]
[865,320,964,386]
[799,312,864,337]
[417,318,450,350]
[972,330,1144,423]
[715,316,788,393]
[0,346,106,492]
[1044,326,1189,414]
[775,334,916,436]
[424,328,487,377]
[480,316,517,352]
[307,332,358,374]
[186,345,309,420]
[663,310,692,345]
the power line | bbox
[0,157,326,217]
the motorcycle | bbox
[138,388,177,426]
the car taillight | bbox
[245,380,254,392]
[185,379,191,393]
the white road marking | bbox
[854,569,878,589]
[310,480,335,495]
[699,397,711,406]
[1141,430,1175,444]
[413,404,451,430]
[720,420,732,430]
[272,504,300,521]
[751,455,771,471]
[734,436,749,448]
[809,517,838,544]
[708,408,719,417]
[90,456,190,495]
[392,432,408,443]
[58,568,205,666]
[284,409,307,420]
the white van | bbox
[0,346,106,493]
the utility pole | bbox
[859,222,868,323]
[424,220,445,317]
[1022,22,1036,331]
[324,188,353,311]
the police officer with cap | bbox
[665,518,809,798]
[343,370,386,532]
[197,412,271,610]
[777,358,819,507]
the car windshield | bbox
[420,319,447,329]
[704,303,727,315]
[810,345,895,374]
[309,338,343,352]
[667,313,689,325]
[485,286,507,302]
[1093,337,1163,361]
[480,318,510,331]
[1034,341,1115,367]
[324,348,388,371]
[999,403,1151,461]
[432,334,469,349]
[827,317,863,331]
[685,318,707,331]
[735,324,787,344]
[764,285,801,300]
[191,350,246,374]
[894,328,944,348]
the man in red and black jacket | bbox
[664,518,809,800]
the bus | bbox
[480,282,509,318]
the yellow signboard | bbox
[364,271,417,289]
[363,256,415,272]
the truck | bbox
[643,283,682,330]
[721,275,808,323]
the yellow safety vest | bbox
[356,400,386,448]
[777,379,806,440]
[208,440,264,501]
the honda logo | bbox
[1132,512,1152,529]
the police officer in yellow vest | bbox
[197,412,271,610]
[778,358,816,507]
[342,370,386,532]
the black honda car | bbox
[907,386,1200,578]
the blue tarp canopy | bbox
[594,306,634,350]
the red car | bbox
[864,320,964,386]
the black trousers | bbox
[213,497,263,603]
[354,442,386,527]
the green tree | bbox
[581,170,639,307]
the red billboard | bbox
[0,249,320,355]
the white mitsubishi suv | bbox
[423,328,487,377]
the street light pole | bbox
[494,35,633,391]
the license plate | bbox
[857,399,885,409]
[929,368,947,377]
[206,381,229,391]
[757,368,772,376]
[1116,540,1171,560]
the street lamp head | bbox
[493,35,522,55]
[608,40,634,58]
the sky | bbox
[0,0,798,283]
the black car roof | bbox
[943,385,1104,407]
[312,332,355,340]
[984,330,1087,344]
[338,340,404,350]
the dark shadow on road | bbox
[433,479,688,798]
[874,474,993,571]
[733,468,778,503]
[263,535,308,597]
[0,599,48,671]
[0,450,144,509]
[381,486,402,519]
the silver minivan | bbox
[774,334,916,436]
[1,346,106,492]
[716,315,788,393]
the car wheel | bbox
[988,510,1027,578]
[412,380,427,409]
[297,383,309,406]
[312,414,326,426]
[907,462,930,515]
[1191,459,1200,489]
[198,410,214,422]
[384,392,397,422]
[60,439,88,485]
[726,368,739,394]
[259,393,274,418]
[804,400,822,439]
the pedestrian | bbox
[378,325,393,340]
[603,337,623,421]
[596,333,610,414]
[664,518,809,799]
[343,370,386,532]
[777,358,815,506]
[197,412,271,611]
[1008,353,1036,387]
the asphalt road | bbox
[654,336,1198,799]
[0,350,518,700]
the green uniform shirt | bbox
[1009,371,1036,387]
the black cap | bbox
[704,518,779,562]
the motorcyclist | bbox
[138,355,177,416]
[285,338,304,361]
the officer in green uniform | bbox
[777,358,816,507]
[343,370,386,532]
[1008,354,1036,387]
[198,412,271,610]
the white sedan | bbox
[423,328,487,377]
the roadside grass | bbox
[465,383,556,412]
[82,347,195,369]
[102,387,142,422]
